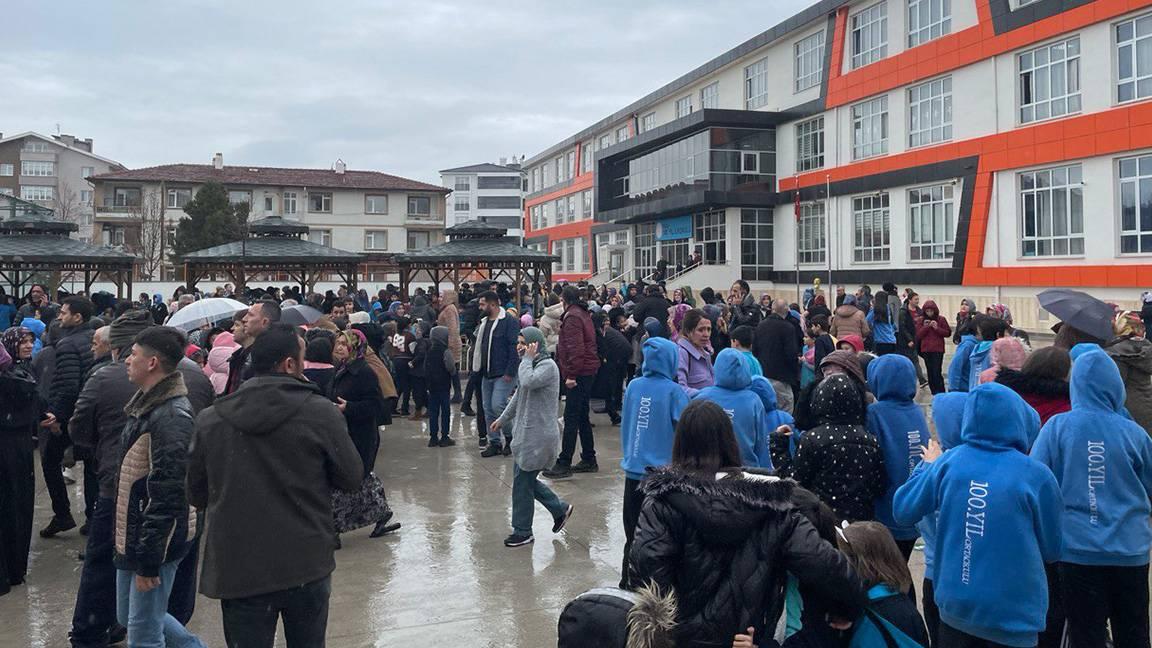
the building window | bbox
[598,134,613,150]
[228,190,251,206]
[0,164,12,176]
[908,0,950,47]
[21,161,54,177]
[640,113,657,133]
[541,201,554,228]
[797,202,827,264]
[20,185,54,202]
[617,126,630,142]
[582,190,592,220]
[851,1,888,69]
[908,76,952,147]
[675,95,693,119]
[113,187,141,207]
[364,229,388,250]
[796,116,825,172]
[407,230,431,250]
[745,57,771,109]
[1117,14,1152,102]
[853,193,891,262]
[567,151,577,178]
[312,229,332,247]
[80,189,93,206]
[1118,155,1152,254]
[103,225,125,247]
[530,205,541,230]
[852,95,889,159]
[739,208,774,281]
[454,198,469,212]
[552,238,582,273]
[795,31,825,92]
[908,184,956,260]
[454,176,470,191]
[80,166,94,179]
[700,82,720,109]
[582,141,594,173]
[634,222,657,279]
[308,192,331,212]
[567,195,577,223]
[695,210,727,265]
[408,195,432,216]
[22,141,50,153]
[283,192,298,214]
[365,194,388,214]
[1020,164,1084,257]
[167,188,192,209]
[0,188,12,196]
[1019,37,1081,123]
[264,195,274,213]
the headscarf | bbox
[519,326,551,367]
[980,337,1028,383]
[669,303,691,334]
[986,303,1013,325]
[2,326,31,364]
[1114,310,1145,339]
[643,317,663,339]
[520,313,535,328]
[337,328,368,365]
[1142,291,1152,305]
[843,294,857,307]
[109,309,153,353]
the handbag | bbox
[331,472,392,534]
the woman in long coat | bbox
[437,291,463,402]
[0,326,40,594]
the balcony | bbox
[405,212,444,227]
[96,197,141,215]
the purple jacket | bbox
[676,337,714,397]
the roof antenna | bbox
[55,123,61,135]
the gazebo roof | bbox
[178,236,363,263]
[247,215,310,237]
[443,220,510,239]
[0,234,137,265]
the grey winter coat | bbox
[1106,336,1152,435]
[496,355,561,472]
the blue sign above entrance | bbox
[657,215,692,241]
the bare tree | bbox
[128,189,167,280]
[53,182,83,224]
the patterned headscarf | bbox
[337,328,368,365]
[2,326,32,363]
[986,303,1013,325]
[1115,310,1145,339]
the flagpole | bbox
[825,174,833,296]
[794,175,801,306]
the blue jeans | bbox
[512,464,567,536]
[482,375,516,447]
[427,389,452,440]
[116,560,206,648]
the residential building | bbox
[521,0,1152,326]
[89,154,448,280]
[0,131,125,243]
[439,161,525,237]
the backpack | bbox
[847,585,927,648]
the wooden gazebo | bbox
[394,221,557,298]
[0,196,136,298]
[178,216,363,293]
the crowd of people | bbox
[0,278,1150,647]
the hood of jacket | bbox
[712,348,751,391]
[1105,336,1152,372]
[206,345,233,373]
[838,334,865,353]
[811,374,866,425]
[921,299,941,319]
[834,303,860,318]
[867,353,917,402]
[960,382,1038,453]
[993,368,1069,400]
[931,392,967,450]
[1070,347,1126,413]
[641,337,679,380]
[989,337,1028,372]
[641,468,794,547]
[20,317,45,338]
[213,375,323,436]
[430,325,449,345]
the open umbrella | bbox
[281,304,324,326]
[165,297,248,331]
[1037,288,1116,342]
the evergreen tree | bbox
[172,182,245,255]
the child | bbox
[407,320,429,420]
[1031,349,1152,648]
[967,316,1009,388]
[837,521,930,648]
[808,315,835,378]
[947,314,981,392]
[729,325,762,376]
[424,326,458,447]
[618,337,690,589]
[838,334,865,353]
[866,354,930,560]
[693,348,778,470]
[894,383,1062,648]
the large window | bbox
[552,237,586,273]
[745,57,771,109]
[908,77,952,147]
[640,113,657,133]
[617,126,631,142]
[81,166,94,179]
[308,192,331,213]
[676,95,693,119]
[283,191,298,214]
[796,116,825,172]
[228,190,251,206]
[1019,164,1084,257]
[1019,37,1081,123]
[741,208,774,281]
[700,82,720,109]
[167,188,191,209]
[478,175,522,189]
[312,229,332,247]
[795,31,825,92]
[20,185,54,202]
[531,167,541,192]
[0,164,12,176]
[851,2,888,69]
[541,201,554,228]
[582,190,592,220]
[797,202,826,264]
[634,222,657,279]
[112,187,141,207]
[1116,14,1152,102]
[407,230,430,250]
[364,230,388,250]
[908,184,955,260]
[853,193,891,262]
[408,195,432,216]
[454,198,469,212]
[852,96,889,159]
[477,196,521,209]
[582,141,594,173]
[567,151,577,178]
[530,205,542,230]
[21,161,54,177]
[454,176,470,191]
[908,0,950,47]
[366,195,389,214]
[22,141,50,153]
[694,210,727,264]
[598,134,613,150]
[1118,155,1152,254]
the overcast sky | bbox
[3,0,814,184]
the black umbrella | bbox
[1037,289,1115,342]
[280,304,324,326]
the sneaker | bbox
[39,515,77,538]
[609,415,622,426]
[428,437,439,448]
[502,444,512,456]
[504,533,534,547]
[480,444,503,458]
[450,395,462,404]
[552,504,575,533]
[478,435,488,448]
[62,467,77,485]
[461,405,476,417]
[108,625,127,645]
[571,460,599,473]
[542,464,572,479]
[438,437,457,447]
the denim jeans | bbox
[482,375,515,447]
[70,497,117,647]
[557,374,596,466]
[512,464,567,536]
[116,559,205,648]
[220,575,332,648]
[427,389,452,440]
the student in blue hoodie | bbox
[867,354,930,560]
[866,290,899,355]
[966,316,1009,389]
[916,392,967,648]
[692,348,776,470]
[618,337,689,590]
[1031,349,1152,648]
[948,318,981,393]
[894,382,1062,648]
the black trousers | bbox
[939,621,1026,648]
[875,342,898,356]
[923,578,940,648]
[40,430,73,520]
[557,375,596,466]
[169,536,199,625]
[409,375,428,411]
[1059,561,1150,648]
[923,351,946,395]
[0,435,34,592]
[463,371,487,437]
[70,497,118,646]
[620,478,644,590]
[221,575,332,648]
[393,360,411,413]
[1037,563,1066,648]
[604,363,625,417]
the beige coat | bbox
[437,292,462,363]
[830,304,871,339]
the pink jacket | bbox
[979,337,1029,384]
[204,331,238,395]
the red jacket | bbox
[557,304,600,378]
[915,301,952,354]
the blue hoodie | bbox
[916,392,967,582]
[867,303,897,344]
[1031,350,1152,567]
[948,334,978,392]
[692,349,776,469]
[739,349,763,377]
[966,340,994,388]
[867,354,930,541]
[894,383,1063,648]
[19,317,44,356]
[619,338,690,481]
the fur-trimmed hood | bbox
[994,367,1070,400]
[627,583,678,648]
[641,468,795,547]
[124,371,188,418]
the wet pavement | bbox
[4,400,924,647]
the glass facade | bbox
[741,208,774,281]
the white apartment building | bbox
[439,162,525,237]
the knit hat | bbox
[109,310,153,352]
[348,311,371,325]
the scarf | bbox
[1,326,31,362]
[519,326,551,367]
[337,328,368,365]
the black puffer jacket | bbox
[784,375,886,522]
[631,469,866,647]
[46,321,94,423]
[330,356,384,475]
[0,362,41,437]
